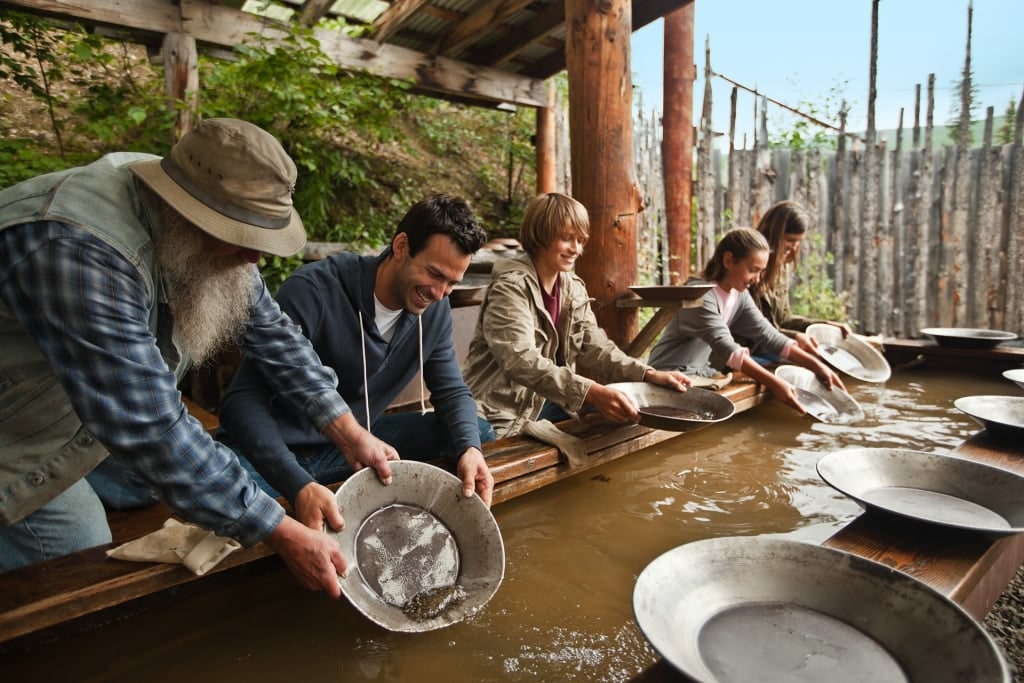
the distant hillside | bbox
[865,115,1014,148]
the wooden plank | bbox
[881,337,1024,374]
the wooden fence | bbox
[633,98,1024,339]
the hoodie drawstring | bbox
[418,315,427,414]
[359,312,372,431]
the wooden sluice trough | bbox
[1,338,1022,657]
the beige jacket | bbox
[462,254,649,438]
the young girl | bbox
[751,200,851,354]
[462,192,691,438]
[647,227,844,414]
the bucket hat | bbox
[129,118,306,257]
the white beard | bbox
[154,209,256,366]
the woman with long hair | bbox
[750,200,851,355]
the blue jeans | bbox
[0,477,112,572]
[537,400,572,423]
[84,455,160,510]
[235,412,496,498]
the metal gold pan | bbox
[920,327,1017,349]
[774,365,864,424]
[805,323,891,383]
[954,395,1024,438]
[606,382,735,431]
[1003,369,1024,391]
[633,537,1010,683]
[627,283,714,301]
[817,447,1024,535]
[328,460,505,632]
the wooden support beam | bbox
[662,4,695,282]
[566,0,643,347]
[314,29,547,108]
[162,32,199,141]
[297,0,335,27]
[535,80,557,194]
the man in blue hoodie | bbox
[217,194,495,522]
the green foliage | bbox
[0,12,537,292]
[0,137,74,188]
[63,34,171,153]
[0,12,170,182]
[789,233,851,324]
[403,98,536,236]
[259,254,306,295]
[767,78,849,152]
[997,97,1018,146]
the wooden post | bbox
[662,3,695,283]
[565,0,643,347]
[162,32,199,140]
[536,79,557,194]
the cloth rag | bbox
[106,518,241,576]
[522,419,588,467]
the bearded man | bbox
[0,118,396,597]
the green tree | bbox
[996,97,1018,145]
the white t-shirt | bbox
[374,296,403,342]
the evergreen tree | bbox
[996,97,1018,145]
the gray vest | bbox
[0,153,188,523]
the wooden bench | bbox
[0,380,768,651]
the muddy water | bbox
[3,370,1018,682]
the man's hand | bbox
[263,515,347,597]
[294,481,345,532]
[323,412,399,485]
[456,447,494,507]
[644,368,692,392]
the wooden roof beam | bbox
[518,0,694,79]
[370,0,432,43]
[314,28,548,107]
[475,0,564,68]
[1,0,547,108]
[436,0,535,60]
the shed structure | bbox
[0,0,697,346]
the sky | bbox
[630,0,1024,145]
